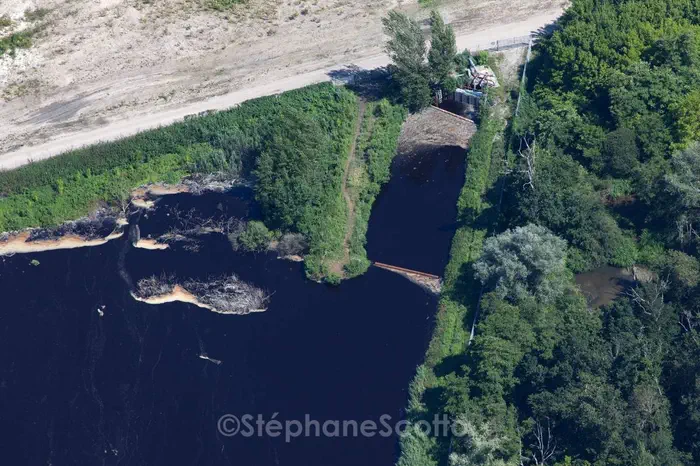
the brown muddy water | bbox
[575,266,634,308]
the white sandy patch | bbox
[130,198,155,209]
[131,285,268,314]
[0,230,124,255]
[131,285,213,310]
[134,238,169,250]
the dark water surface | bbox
[0,149,464,466]
[366,146,465,276]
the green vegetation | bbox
[473,224,568,303]
[400,0,700,464]
[254,100,357,282]
[0,30,32,57]
[382,11,432,111]
[0,15,13,29]
[238,220,274,252]
[0,149,189,230]
[382,11,457,110]
[428,11,458,95]
[206,0,246,11]
[0,9,49,58]
[0,83,359,282]
[398,89,510,465]
[344,99,406,278]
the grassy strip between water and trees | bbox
[396,77,512,466]
[342,99,407,280]
[0,83,360,282]
[393,1,700,465]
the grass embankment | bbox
[0,83,359,282]
[341,99,407,279]
[397,99,510,463]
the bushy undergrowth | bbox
[345,99,406,278]
[205,0,245,11]
[0,84,359,281]
[398,98,506,465]
[0,30,32,57]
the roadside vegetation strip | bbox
[0,83,358,276]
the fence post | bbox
[514,37,533,117]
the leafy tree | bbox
[674,90,700,148]
[239,220,273,252]
[397,423,437,466]
[449,417,512,466]
[473,224,567,303]
[665,142,700,244]
[509,149,635,270]
[254,108,333,230]
[603,127,639,177]
[646,32,700,71]
[472,294,535,399]
[428,11,457,94]
[382,11,431,111]
[665,250,700,292]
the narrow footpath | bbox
[330,99,366,275]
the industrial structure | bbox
[440,56,500,119]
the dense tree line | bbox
[400,1,700,465]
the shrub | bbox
[0,31,33,57]
[604,128,639,177]
[473,224,568,303]
[457,105,497,221]
[610,231,638,267]
[344,257,370,278]
[238,221,273,252]
[665,250,700,289]
[637,230,666,269]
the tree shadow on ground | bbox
[433,354,469,378]
[327,66,398,102]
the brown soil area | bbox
[398,106,477,156]
[0,230,124,255]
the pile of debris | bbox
[26,207,123,242]
[465,64,500,90]
[134,274,268,315]
[135,274,176,298]
[183,276,268,314]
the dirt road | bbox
[0,0,565,169]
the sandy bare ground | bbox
[0,230,124,255]
[0,0,566,169]
[131,285,214,311]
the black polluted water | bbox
[0,147,464,466]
